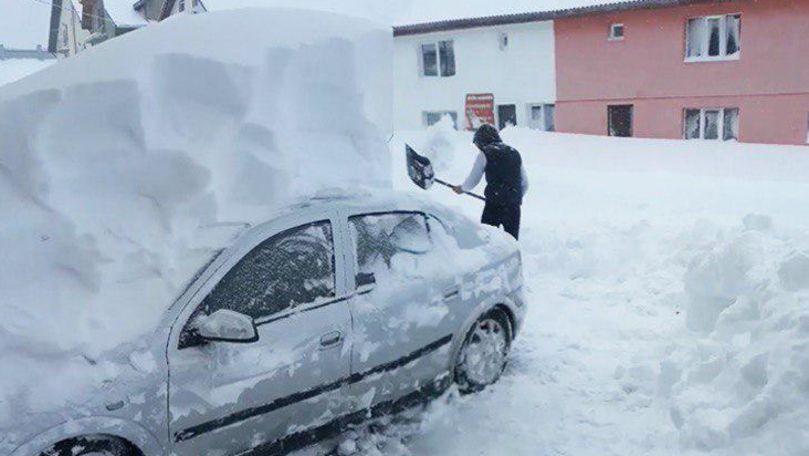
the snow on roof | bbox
[0,0,52,49]
[104,0,149,26]
[0,58,54,87]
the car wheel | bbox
[42,436,136,456]
[455,309,511,393]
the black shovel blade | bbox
[406,144,435,190]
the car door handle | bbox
[443,288,459,301]
[319,331,343,348]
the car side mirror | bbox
[196,309,259,344]
[356,272,376,293]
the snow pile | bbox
[664,220,809,455]
[0,8,391,430]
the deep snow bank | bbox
[0,8,391,430]
[665,220,809,455]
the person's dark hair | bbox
[473,124,502,150]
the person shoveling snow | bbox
[452,124,529,240]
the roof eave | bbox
[393,0,728,36]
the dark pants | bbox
[481,203,521,240]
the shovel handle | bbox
[434,179,486,202]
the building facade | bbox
[393,20,556,131]
[555,0,809,145]
[49,0,149,58]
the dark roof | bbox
[393,0,728,36]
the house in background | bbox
[554,0,809,145]
[393,16,557,131]
[0,2,55,87]
[48,0,90,57]
[49,0,150,57]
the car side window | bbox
[180,221,336,348]
[349,212,431,284]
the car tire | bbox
[42,436,137,456]
[454,308,512,394]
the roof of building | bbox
[105,0,149,27]
[393,0,725,36]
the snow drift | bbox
[666,221,809,455]
[0,8,391,431]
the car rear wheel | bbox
[455,309,511,393]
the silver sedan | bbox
[10,194,526,456]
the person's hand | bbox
[452,185,464,195]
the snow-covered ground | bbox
[321,123,809,456]
[0,59,54,88]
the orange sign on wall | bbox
[465,93,495,130]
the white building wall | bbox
[55,0,91,58]
[393,20,556,131]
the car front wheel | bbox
[42,436,137,456]
[455,309,511,393]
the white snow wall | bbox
[0,8,392,356]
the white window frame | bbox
[527,103,555,131]
[685,13,741,63]
[609,23,625,41]
[419,40,455,78]
[683,107,738,141]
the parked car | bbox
[11,193,526,456]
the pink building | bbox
[555,0,809,145]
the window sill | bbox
[684,54,740,63]
[684,138,738,142]
[608,37,624,42]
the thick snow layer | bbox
[0,8,391,431]
[103,0,149,26]
[0,0,51,49]
[0,59,54,88]
[307,126,809,456]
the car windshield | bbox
[172,249,225,308]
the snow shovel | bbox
[406,144,486,202]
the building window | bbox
[686,14,741,61]
[528,104,555,131]
[608,105,633,137]
[423,111,458,128]
[499,32,509,50]
[420,40,455,77]
[609,23,624,40]
[178,0,185,11]
[684,108,738,140]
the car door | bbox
[167,214,353,455]
[344,211,461,409]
